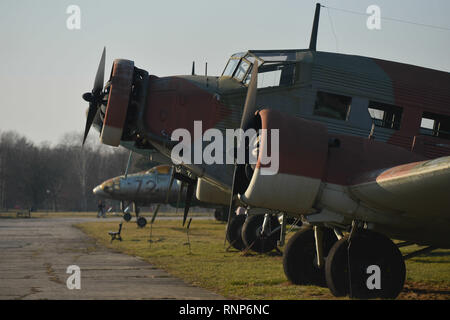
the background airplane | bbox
[93,164,230,227]
[81,3,450,299]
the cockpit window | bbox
[234,59,251,81]
[244,62,296,88]
[222,58,240,77]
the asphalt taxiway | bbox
[0,217,223,300]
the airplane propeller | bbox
[166,166,176,204]
[165,166,196,227]
[225,61,259,242]
[151,204,161,224]
[82,47,106,145]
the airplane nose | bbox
[93,185,107,197]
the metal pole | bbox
[309,3,322,51]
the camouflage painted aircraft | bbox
[81,3,450,299]
[93,164,229,227]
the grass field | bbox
[76,219,450,300]
[0,210,211,219]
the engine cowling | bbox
[100,59,135,146]
[238,109,329,214]
[196,178,231,206]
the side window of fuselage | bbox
[420,112,450,140]
[368,101,403,130]
[313,91,352,121]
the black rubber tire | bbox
[214,208,228,222]
[241,214,280,253]
[214,209,222,221]
[325,237,350,297]
[226,214,247,251]
[123,212,132,222]
[136,216,147,228]
[220,207,229,222]
[283,227,337,286]
[325,230,405,299]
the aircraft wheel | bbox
[241,214,280,253]
[283,227,336,286]
[220,207,229,222]
[136,216,147,228]
[325,229,405,299]
[324,237,350,297]
[123,212,132,222]
[226,214,247,251]
[215,207,229,222]
[214,209,222,221]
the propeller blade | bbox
[224,60,259,245]
[82,48,106,146]
[224,166,238,245]
[124,151,133,178]
[151,204,160,224]
[186,217,193,229]
[93,47,106,94]
[82,103,99,145]
[240,61,259,130]
[176,182,185,214]
[183,183,195,227]
[165,166,176,204]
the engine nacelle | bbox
[196,178,231,206]
[239,109,329,214]
[100,59,135,146]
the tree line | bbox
[0,131,156,212]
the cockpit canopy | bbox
[221,50,304,88]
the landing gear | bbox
[134,206,147,228]
[283,226,336,286]
[226,214,247,251]
[136,216,147,228]
[325,229,405,299]
[241,214,281,253]
[121,201,147,227]
[123,212,132,222]
[121,201,132,222]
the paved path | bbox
[0,217,223,300]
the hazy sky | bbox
[0,0,449,145]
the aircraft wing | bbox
[349,156,450,222]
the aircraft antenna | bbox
[309,3,322,51]
[205,62,209,87]
[124,151,133,178]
